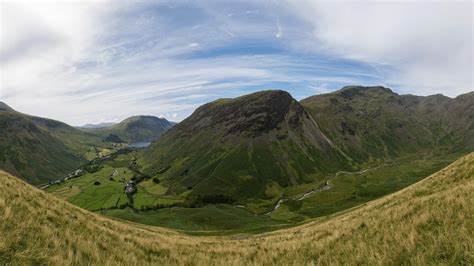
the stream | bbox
[265,182,332,215]
[263,164,388,215]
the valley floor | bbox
[46,150,465,234]
[1,153,473,264]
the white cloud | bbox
[289,1,473,96]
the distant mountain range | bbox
[1,86,472,190]
[86,115,174,143]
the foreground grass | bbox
[1,153,473,265]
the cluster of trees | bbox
[84,158,102,173]
[128,159,140,173]
[99,202,131,211]
[157,166,171,174]
[138,203,179,211]
[131,173,150,183]
[188,194,235,208]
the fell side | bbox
[1,153,472,265]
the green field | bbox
[273,152,464,219]
[84,144,128,161]
[46,165,132,210]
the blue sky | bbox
[1,1,472,125]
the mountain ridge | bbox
[300,86,474,162]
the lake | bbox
[128,141,152,148]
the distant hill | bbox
[88,115,173,143]
[1,152,472,264]
[0,103,102,184]
[78,122,116,129]
[139,90,350,201]
[300,86,474,163]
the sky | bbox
[1,0,473,125]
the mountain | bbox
[0,101,14,112]
[89,115,174,143]
[300,86,474,163]
[1,152,472,264]
[78,122,116,129]
[0,104,102,185]
[139,90,350,201]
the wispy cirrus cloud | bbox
[289,1,473,96]
[1,1,472,125]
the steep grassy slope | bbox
[0,112,80,184]
[1,153,472,264]
[139,90,350,201]
[0,103,102,184]
[28,115,103,154]
[90,115,173,142]
[300,86,474,163]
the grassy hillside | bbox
[1,153,472,264]
[139,90,350,203]
[300,86,474,163]
[28,115,102,154]
[0,103,103,184]
[0,112,81,185]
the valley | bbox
[45,141,465,233]
[1,152,472,264]
[1,86,473,263]
[2,2,472,263]
[2,86,470,234]
[0,103,174,185]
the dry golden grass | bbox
[1,153,473,265]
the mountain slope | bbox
[1,152,472,264]
[139,90,350,201]
[0,102,14,112]
[91,115,173,142]
[0,105,102,184]
[300,86,474,163]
